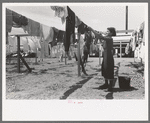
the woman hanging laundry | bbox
[88,27,116,91]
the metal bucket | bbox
[112,78,117,88]
[118,76,131,89]
[106,78,117,88]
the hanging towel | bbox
[40,24,54,43]
[6,8,13,32]
[57,30,65,43]
[39,25,54,57]
[51,6,68,24]
[74,35,85,57]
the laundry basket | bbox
[118,76,131,89]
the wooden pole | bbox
[35,48,38,64]
[65,52,67,65]
[17,36,20,73]
[126,6,128,34]
[99,44,101,66]
[19,53,32,72]
[8,44,11,65]
[77,33,81,76]
[7,32,11,64]
[120,41,122,58]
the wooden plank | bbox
[113,40,130,42]
[113,35,131,37]
[114,43,129,45]
[116,30,134,33]
[9,34,29,37]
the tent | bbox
[6,35,41,54]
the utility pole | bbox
[126,6,128,34]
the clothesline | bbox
[6,8,65,34]
[7,8,67,47]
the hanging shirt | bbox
[132,32,137,51]
[8,36,17,53]
[12,11,28,27]
[57,30,65,43]
[40,24,54,43]
[125,43,130,55]
[78,22,88,34]
[52,27,59,47]
[74,35,85,56]
[22,19,40,36]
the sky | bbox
[5,3,146,32]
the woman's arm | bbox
[88,27,102,39]
[88,27,111,41]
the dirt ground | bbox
[5,57,145,100]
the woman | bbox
[88,27,116,91]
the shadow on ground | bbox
[60,77,93,99]
[93,86,138,99]
[106,87,138,99]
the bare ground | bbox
[5,57,145,100]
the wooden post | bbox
[120,41,122,58]
[126,6,128,34]
[19,53,32,72]
[17,36,20,73]
[35,48,38,64]
[8,45,11,65]
[99,44,101,66]
[65,52,67,65]
[77,33,81,77]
